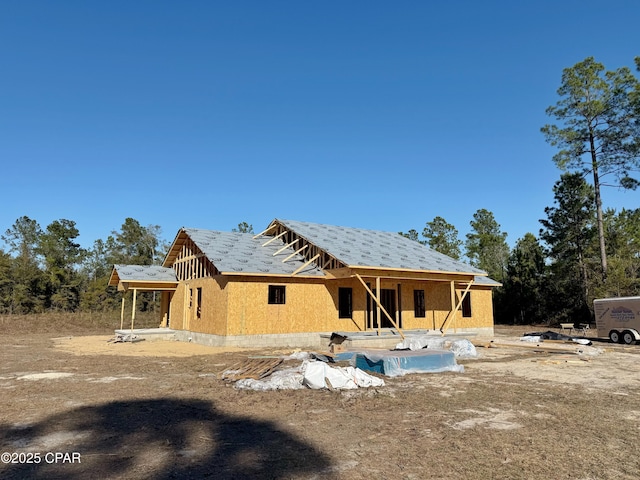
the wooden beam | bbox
[472,339,594,354]
[450,280,456,333]
[253,223,277,239]
[172,253,206,264]
[355,274,405,340]
[440,280,473,335]
[262,230,287,246]
[120,295,125,330]
[130,288,138,333]
[291,254,320,276]
[273,239,299,256]
[282,244,308,263]
[376,276,381,336]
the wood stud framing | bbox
[354,274,405,339]
[439,280,474,335]
[263,222,347,274]
[172,236,219,281]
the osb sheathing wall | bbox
[224,276,367,336]
[396,281,494,331]
[168,277,229,335]
[166,272,493,336]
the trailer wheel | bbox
[609,330,621,343]
[622,330,636,345]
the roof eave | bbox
[346,264,486,277]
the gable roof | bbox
[272,219,486,276]
[164,228,325,277]
[119,219,498,285]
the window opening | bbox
[338,287,353,318]
[268,285,286,304]
[461,292,472,317]
[414,289,425,317]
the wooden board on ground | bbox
[221,357,283,380]
[472,339,599,355]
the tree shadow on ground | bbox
[0,398,334,479]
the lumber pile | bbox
[472,339,601,355]
[221,357,283,381]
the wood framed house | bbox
[108,219,500,347]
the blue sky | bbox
[1,1,639,251]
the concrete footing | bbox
[321,327,494,350]
[113,327,494,349]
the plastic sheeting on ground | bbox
[352,349,464,377]
[302,360,385,389]
[394,336,478,359]
[235,367,306,391]
[234,360,384,391]
[449,339,479,358]
[522,330,592,345]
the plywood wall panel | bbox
[168,275,494,336]
[222,277,368,336]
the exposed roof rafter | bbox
[291,254,321,276]
[282,244,308,263]
[262,230,287,246]
[273,239,299,256]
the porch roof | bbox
[108,264,179,291]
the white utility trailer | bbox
[594,296,640,344]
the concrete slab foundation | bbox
[322,327,493,350]
[115,328,177,341]
[114,328,330,349]
[113,327,493,350]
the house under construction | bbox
[108,219,499,347]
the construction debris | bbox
[353,349,464,377]
[472,339,603,356]
[221,357,283,381]
[522,330,592,345]
[235,367,306,391]
[234,359,384,391]
[395,336,479,358]
[108,333,144,343]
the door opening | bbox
[367,288,399,329]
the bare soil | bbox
[1,319,640,480]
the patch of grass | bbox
[0,311,161,335]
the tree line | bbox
[403,55,640,324]
[1,56,638,324]
[401,182,639,325]
[0,217,169,314]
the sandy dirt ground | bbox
[53,335,258,357]
[1,326,640,479]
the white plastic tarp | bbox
[235,360,385,391]
[235,367,306,391]
[302,361,385,390]
[394,336,478,359]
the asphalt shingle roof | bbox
[116,220,498,284]
[112,264,178,282]
[275,219,486,276]
[183,228,325,276]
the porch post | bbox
[440,280,473,336]
[354,274,405,340]
[130,288,137,333]
[376,276,381,336]
[120,295,125,330]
